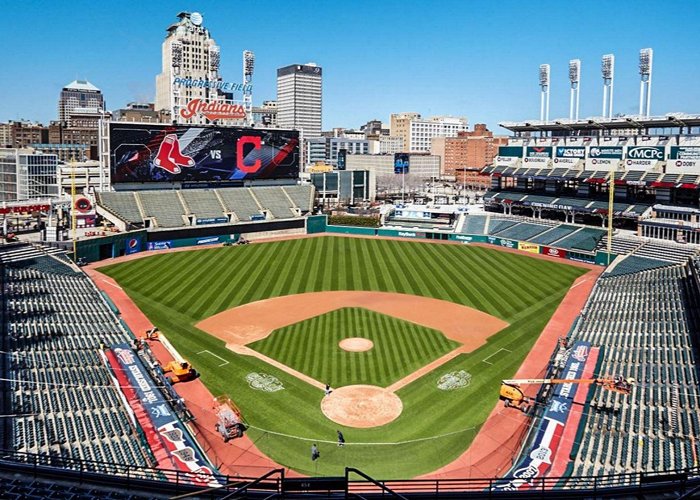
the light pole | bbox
[601,54,615,119]
[539,64,550,124]
[639,48,653,118]
[569,59,581,121]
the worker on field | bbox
[311,443,320,461]
[337,430,345,447]
[325,383,332,396]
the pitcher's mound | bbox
[321,385,402,428]
[339,337,374,352]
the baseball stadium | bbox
[3,117,700,499]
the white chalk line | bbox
[197,349,230,367]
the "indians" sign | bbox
[180,99,246,121]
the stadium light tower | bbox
[539,64,550,124]
[639,48,653,118]
[243,50,255,125]
[569,59,581,121]
[601,54,615,119]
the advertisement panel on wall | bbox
[541,246,567,259]
[667,146,700,173]
[498,146,524,158]
[518,242,540,253]
[109,123,300,183]
[523,146,552,166]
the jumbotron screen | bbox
[109,123,300,183]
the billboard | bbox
[394,153,410,174]
[555,147,585,159]
[626,145,665,160]
[670,146,700,160]
[668,147,700,173]
[518,242,540,253]
[588,146,623,159]
[497,146,523,158]
[525,146,553,158]
[109,123,300,183]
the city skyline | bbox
[2,0,700,131]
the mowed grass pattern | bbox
[100,236,588,478]
[250,307,461,387]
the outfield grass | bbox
[249,307,460,388]
[100,236,587,478]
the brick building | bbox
[431,124,507,185]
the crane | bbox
[500,376,635,413]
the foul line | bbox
[197,349,229,367]
[482,347,511,365]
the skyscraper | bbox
[58,80,104,126]
[155,12,240,125]
[276,63,322,138]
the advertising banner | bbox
[670,146,700,160]
[588,146,623,159]
[493,341,590,492]
[394,153,410,174]
[196,217,229,225]
[541,246,567,259]
[487,236,516,249]
[111,345,221,486]
[518,242,540,253]
[626,145,665,160]
[125,237,141,255]
[147,241,173,251]
[109,123,300,183]
[555,146,586,159]
[526,146,553,158]
[668,147,700,173]
[498,146,524,158]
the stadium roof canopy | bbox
[499,113,700,134]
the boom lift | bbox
[500,376,635,413]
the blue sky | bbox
[2,0,699,133]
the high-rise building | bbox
[58,80,104,125]
[155,12,241,125]
[390,113,468,153]
[0,148,58,202]
[252,100,278,127]
[431,124,508,180]
[276,63,322,137]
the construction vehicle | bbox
[500,376,635,413]
[213,396,247,442]
[162,360,199,384]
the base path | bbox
[418,266,603,480]
[197,290,508,393]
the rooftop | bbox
[63,80,100,92]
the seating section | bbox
[569,264,700,476]
[217,188,263,221]
[598,236,644,255]
[138,191,187,228]
[0,476,149,500]
[96,192,143,225]
[529,225,579,245]
[0,244,66,264]
[553,227,606,252]
[250,186,297,219]
[494,222,550,241]
[2,257,153,474]
[462,215,487,235]
[282,185,314,213]
[606,255,673,277]
[179,190,226,220]
[633,241,699,264]
[486,219,518,235]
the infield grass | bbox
[100,236,587,478]
[249,307,460,387]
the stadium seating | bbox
[486,218,518,235]
[2,255,154,474]
[216,188,264,221]
[282,185,314,213]
[137,191,187,228]
[461,215,487,235]
[250,186,298,219]
[568,262,700,476]
[632,241,699,264]
[493,222,551,241]
[179,189,227,220]
[95,192,144,226]
[605,255,674,277]
[529,225,579,245]
[552,227,606,252]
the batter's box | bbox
[481,348,512,365]
[197,349,230,367]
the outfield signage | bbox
[487,236,516,249]
[541,246,567,259]
[670,146,700,160]
[518,242,540,254]
[147,241,173,251]
[196,217,229,225]
[125,238,141,255]
[668,147,700,172]
[111,344,221,487]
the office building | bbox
[431,124,508,178]
[390,113,467,153]
[112,103,171,123]
[58,80,105,125]
[277,63,322,138]
[0,148,59,202]
[252,100,278,128]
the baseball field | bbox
[100,236,587,478]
